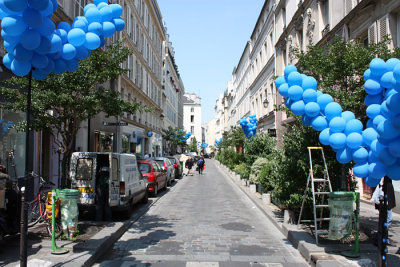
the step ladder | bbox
[297,147,332,244]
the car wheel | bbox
[152,184,158,197]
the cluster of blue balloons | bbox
[1,0,125,79]
[201,142,208,149]
[177,131,191,142]
[239,114,258,138]
[275,58,400,187]
[214,137,222,147]
[0,120,14,137]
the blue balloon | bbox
[353,162,369,177]
[380,101,394,119]
[2,53,13,69]
[329,117,346,133]
[288,85,303,101]
[38,57,54,74]
[75,45,90,60]
[110,4,123,18]
[113,18,125,31]
[378,147,397,166]
[23,8,43,28]
[336,147,353,164]
[57,21,71,32]
[317,94,333,111]
[13,44,33,62]
[346,132,363,149]
[55,28,68,44]
[394,63,400,83]
[304,102,320,117]
[388,139,400,157]
[32,69,47,80]
[102,21,115,37]
[31,54,48,69]
[303,89,317,103]
[73,19,88,32]
[387,58,400,71]
[329,133,347,150]
[352,147,369,163]
[278,83,289,97]
[68,28,86,47]
[49,33,62,53]
[373,115,385,129]
[302,115,313,126]
[3,40,16,53]
[84,3,96,14]
[86,7,102,24]
[302,76,317,90]
[324,102,342,121]
[366,104,381,119]
[84,32,100,50]
[4,0,27,12]
[54,59,67,74]
[88,22,103,36]
[291,100,305,116]
[28,0,49,11]
[363,68,371,81]
[365,176,381,187]
[275,76,286,88]
[362,127,378,147]
[344,119,363,135]
[368,162,387,179]
[392,114,400,130]
[341,111,355,122]
[377,119,400,140]
[11,59,31,76]
[100,6,113,22]
[364,94,382,106]
[385,89,397,99]
[66,59,79,72]
[284,65,297,79]
[319,128,330,145]
[1,15,27,37]
[20,29,41,50]
[387,164,400,180]
[61,44,76,60]
[1,29,20,45]
[381,72,395,89]
[287,71,302,86]
[386,93,400,114]
[37,16,55,36]
[35,36,51,55]
[364,79,383,95]
[370,57,387,77]
[312,116,328,131]
[40,0,53,17]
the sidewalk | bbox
[217,160,400,266]
[0,197,156,267]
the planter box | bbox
[249,184,256,193]
[262,193,271,205]
[241,179,247,186]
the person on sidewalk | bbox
[185,157,194,176]
[197,157,205,175]
[96,166,112,221]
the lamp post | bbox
[263,98,269,108]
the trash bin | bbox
[58,189,80,239]
[328,191,355,240]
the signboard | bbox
[103,122,128,126]
[268,129,276,137]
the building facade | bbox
[183,93,202,148]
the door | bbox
[109,155,120,207]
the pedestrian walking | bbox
[185,156,194,176]
[96,166,112,221]
[197,157,205,175]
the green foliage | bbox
[216,148,244,170]
[244,134,276,166]
[233,163,250,179]
[162,126,187,154]
[187,136,198,152]
[0,41,145,187]
[249,157,269,184]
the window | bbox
[75,159,93,180]
[191,115,194,122]
[191,126,194,132]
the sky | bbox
[157,0,265,124]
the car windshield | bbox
[138,163,151,173]
[168,158,176,164]
[155,160,165,168]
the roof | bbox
[183,96,195,104]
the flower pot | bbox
[249,184,256,193]
[262,193,271,205]
[241,179,247,186]
[283,209,296,224]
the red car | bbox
[138,159,167,196]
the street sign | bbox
[103,122,128,126]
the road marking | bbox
[186,262,219,267]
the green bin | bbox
[328,191,354,240]
[59,189,80,239]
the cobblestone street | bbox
[96,159,309,266]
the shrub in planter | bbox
[234,163,250,180]
[249,157,269,184]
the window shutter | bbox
[368,22,377,45]
[377,14,390,42]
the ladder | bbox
[297,147,332,244]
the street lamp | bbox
[263,98,269,108]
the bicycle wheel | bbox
[46,219,63,239]
[27,199,45,227]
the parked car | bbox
[152,157,175,186]
[167,155,182,179]
[138,159,167,196]
[69,152,148,213]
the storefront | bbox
[121,124,145,156]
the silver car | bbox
[152,157,175,186]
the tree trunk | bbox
[61,150,72,188]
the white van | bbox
[69,152,148,212]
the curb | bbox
[215,161,376,266]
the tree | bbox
[187,136,198,153]
[0,41,147,187]
[162,126,187,154]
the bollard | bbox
[20,187,27,267]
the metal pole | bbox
[378,177,388,267]
[21,70,32,267]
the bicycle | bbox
[27,173,63,238]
